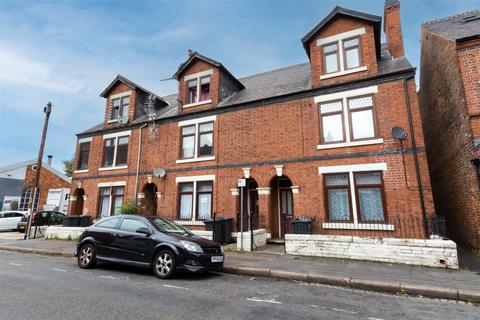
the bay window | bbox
[319,163,390,230]
[177,180,213,221]
[98,186,125,217]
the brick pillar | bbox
[257,187,272,231]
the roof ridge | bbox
[422,9,480,26]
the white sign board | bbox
[237,178,246,188]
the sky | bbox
[1,0,479,172]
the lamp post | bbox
[24,102,52,240]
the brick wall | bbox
[71,77,433,239]
[419,29,480,251]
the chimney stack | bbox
[47,155,53,166]
[187,49,194,57]
[384,0,405,58]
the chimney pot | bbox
[188,49,193,57]
[47,155,53,165]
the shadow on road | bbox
[93,262,221,281]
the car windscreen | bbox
[149,218,191,236]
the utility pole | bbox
[24,102,52,240]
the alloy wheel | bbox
[79,246,93,267]
[155,252,173,276]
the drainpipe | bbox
[403,78,428,238]
[134,123,148,201]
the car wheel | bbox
[153,250,176,279]
[78,244,97,269]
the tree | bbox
[62,158,74,177]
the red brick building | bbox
[419,10,480,251]
[69,1,433,240]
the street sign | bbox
[237,178,246,187]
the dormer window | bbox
[317,27,367,80]
[323,36,361,74]
[110,96,129,120]
[187,76,211,104]
[343,37,361,69]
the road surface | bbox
[0,250,478,320]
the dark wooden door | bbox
[279,188,294,237]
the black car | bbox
[17,210,65,232]
[75,215,224,279]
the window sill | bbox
[73,169,89,174]
[317,138,383,150]
[98,165,128,171]
[182,99,212,109]
[107,117,128,124]
[174,220,206,226]
[322,222,394,231]
[176,156,215,164]
[320,66,368,80]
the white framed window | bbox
[177,116,216,164]
[318,163,393,231]
[100,131,131,171]
[108,91,131,122]
[315,86,383,150]
[317,27,367,79]
[175,175,215,224]
[183,70,213,108]
[98,186,125,217]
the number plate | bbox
[211,256,224,263]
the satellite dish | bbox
[391,127,407,140]
[153,168,166,178]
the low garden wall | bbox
[236,229,270,251]
[45,226,85,240]
[285,234,459,269]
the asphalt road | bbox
[0,251,478,320]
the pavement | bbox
[0,237,479,304]
[2,250,479,320]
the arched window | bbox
[19,188,40,211]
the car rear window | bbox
[119,218,148,233]
[95,217,120,229]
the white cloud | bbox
[0,48,85,94]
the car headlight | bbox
[220,246,224,253]
[180,240,203,253]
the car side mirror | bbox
[136,227,152,236]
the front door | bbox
[279,188,294,237]
[248,189,259,230]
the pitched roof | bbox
[301,6,382,59]
[79,56,414,136]
[0,160,71,183]
[172,51,244,89]
[99,74,168,103]
[423,10,480,42]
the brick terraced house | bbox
[420,10,480,251]
[69,1,434,242]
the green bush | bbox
[119,200,138,215]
